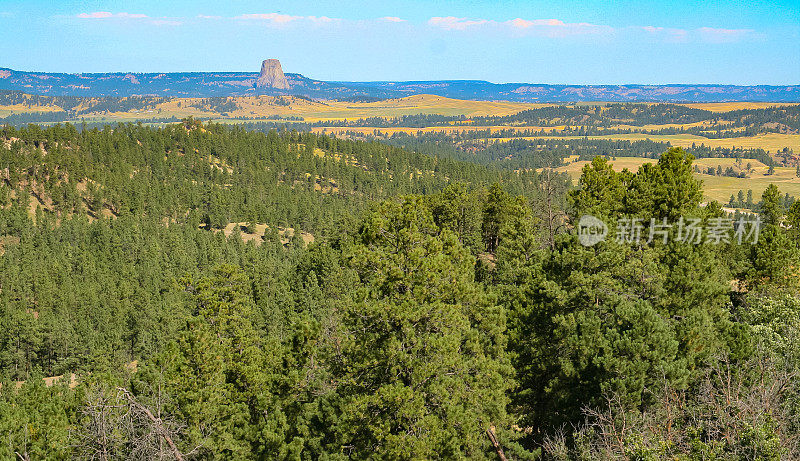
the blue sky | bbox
[0,0,798,84]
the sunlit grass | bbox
[555,156,800,203]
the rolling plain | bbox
[2,93,798,204]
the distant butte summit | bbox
[256,59,290,90]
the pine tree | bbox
[569,156,626,220]
[505,148,740,438]
[761,184,784,226]
[747,225,799,292]
[144,265,290,458]
[337,197,515,458]
[630,147,702,220]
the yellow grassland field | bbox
[556,156,800,203]
[3,97,797,122]
[678,102,800,112]
[487,133,799,154]
[0,94,548,123]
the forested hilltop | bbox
[0,120,548,229]
[1,121,800,459]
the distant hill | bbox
[0,67,390,99]
[0,62,798,102]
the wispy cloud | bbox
[697,27,756,43]
[639,25,756,43]
[307,16,339,24]
[202,13,401,24]
[428,16,611,37]
[74,11,761,42]
[426,15,760,43]
[428,16,488,31]
[506,18,611,37]
[234,13,301,23]
[76,11,182,26]
[509,18,565,27]
[232,13,341,25]
[640,25,690,43]
[0,12,13,18]
[77,12,148,19]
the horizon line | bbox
[1,66,798,88]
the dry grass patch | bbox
[214,222,315,246]
[678,102,800,112]
[503,133,799,154]
[0,235,20,255]
[0,94,544,124]
[554,156,800,203]
[312,125,567,136]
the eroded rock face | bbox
[256,59,290,90]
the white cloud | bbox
[198,13,394,25]
[426,15,759,43]
[232,13,342,26]
[307,16,339,24]
[76,11,184,26]
[509,18,565,28]
[639,25,755,43]
[640,25,689,43]
[669,29,690,42]
[428,16,610,36]
[234,13,302,23]
[118,13,148,19]
[77,12,148,19]
[428,16,488,31]
[74,11,761,44]
[697,27,755,43]
[506,18,611,37]
[77,11,113,19]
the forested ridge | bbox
[0,120,547,231]
[1,121,799,459]
[372,134,781,170]
[255,103,800,132]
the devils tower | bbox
[256,59,290,90]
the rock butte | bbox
[256,59,290,90]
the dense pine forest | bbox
[371,134,781,170]
[1,121,799,459]
[306,103,800,131]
